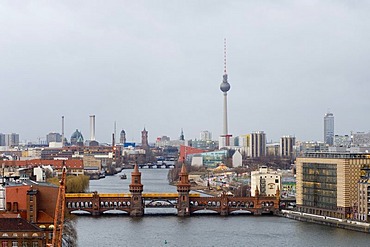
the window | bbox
[22,242,29,247]
[2,241,7,247]
[12,241,18,247]
[32,242,38,247]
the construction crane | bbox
[50,166,67,247]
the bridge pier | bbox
[92,210,101,216]
[129,164,144,217]
[220,192,229,216]
[177,164,191,217]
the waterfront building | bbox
[178,145,204,163]
[187,150,228,168]
[1,159,84,177]
[251,166,282,197]
[357,165,370,222]
[5,182,59,245]
[296,152,370,219]
[324,112,334,146]
[46,132,62,144]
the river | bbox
[75,169,370,247]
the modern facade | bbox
[250,131,266,158]
[280,136,296,158]
[296,152,370,219]
[251,166,282,197]
[187,150,228,168]
[324,112,334,146]
[357,165,370,222]
[1,133,20,147]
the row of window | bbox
[1,241,39,247]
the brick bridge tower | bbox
[177,164,191,216]
[129,164,144,216]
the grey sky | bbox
[1,1,370,144]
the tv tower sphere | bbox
[220,74,230,92]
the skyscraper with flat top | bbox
[324,112,334,146]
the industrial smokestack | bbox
[90,115,96,141]
[62,116,65,146]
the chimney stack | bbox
[90,115,96,141]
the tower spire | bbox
[220,38,231,147]
[224,38,227,74]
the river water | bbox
[75,169,370,247]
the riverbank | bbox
[280,210,370,233]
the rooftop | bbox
[0,217,41,231]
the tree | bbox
[47,175,90,193]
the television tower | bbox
[220,38,231,147]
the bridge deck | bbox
[66,192,200,199]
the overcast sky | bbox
[1,1,370,144]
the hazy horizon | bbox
[1,1,370,144]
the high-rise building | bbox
[200,131,212,141]
[46,132,62,144]
[219,39,232,148]
[0,134,5,146]
[280,136,295,157]
[324,112,334,146]
[5,133,19,147]
[250,131,266,158]
[296,152,370,219]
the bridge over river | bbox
[65,164,280,216]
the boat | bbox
[120,174,127,179]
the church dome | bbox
[71,129,84,145]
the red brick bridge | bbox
[65,165,280,216]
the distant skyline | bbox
[1,1,370,143]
